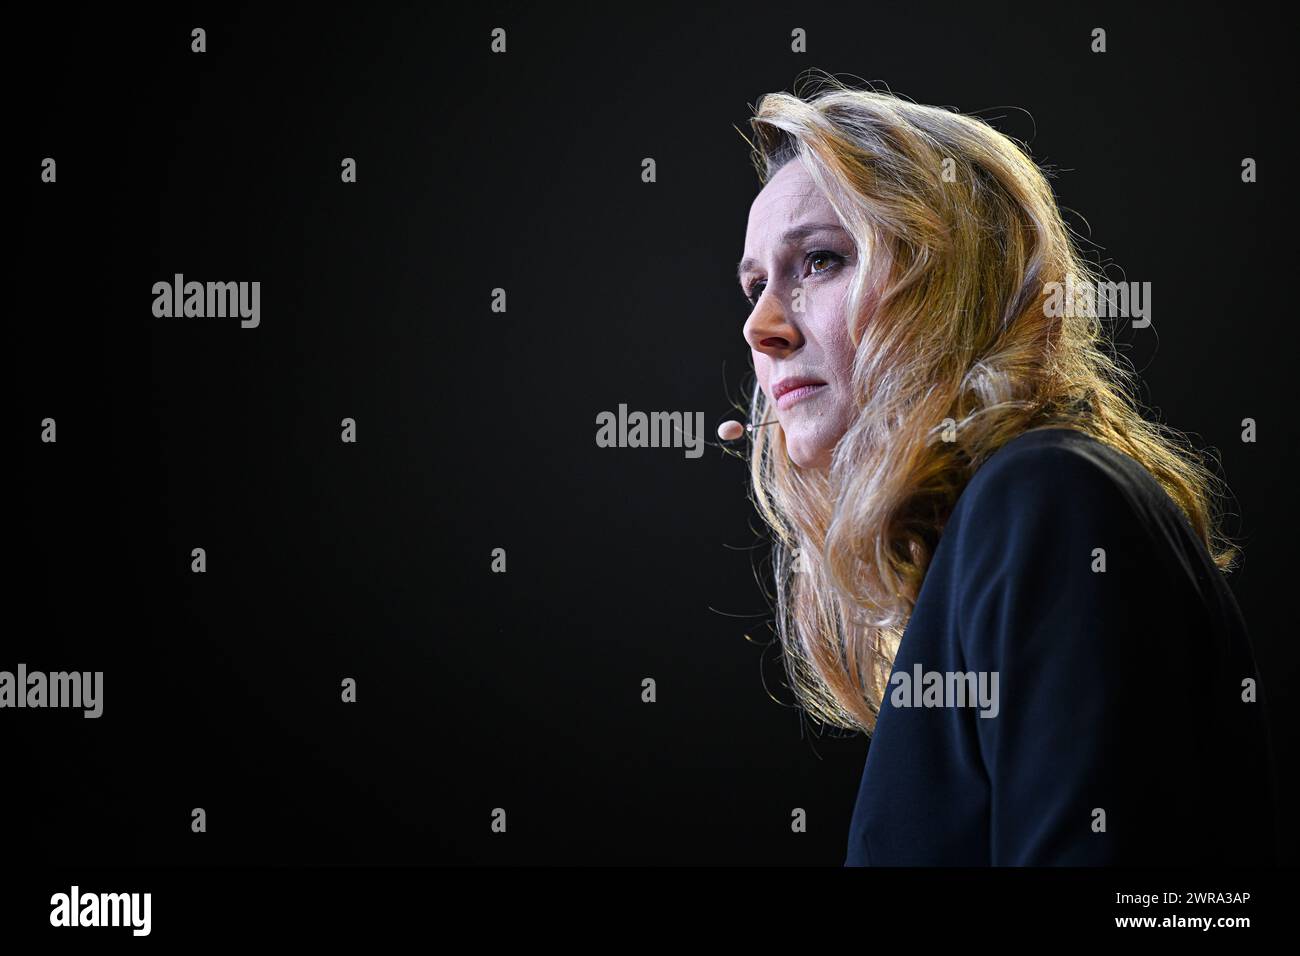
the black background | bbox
[11,2,1295,868]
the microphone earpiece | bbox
[717,418,778,441]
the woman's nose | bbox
[743,289,804,358]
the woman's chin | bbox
[785,434,833,470]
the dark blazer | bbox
[844,427,1280,865]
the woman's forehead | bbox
[750,161,827,223]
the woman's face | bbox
[739,160,859,470]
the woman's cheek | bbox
[753,354,773,399]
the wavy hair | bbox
[739,75,1238,735]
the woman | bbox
[734,77,1279,865]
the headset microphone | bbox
[717,418,778,441]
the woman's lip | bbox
[775,383,827,410]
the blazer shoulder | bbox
[952,427,1149,530]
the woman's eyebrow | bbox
[736,222,847,281]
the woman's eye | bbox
[744,252,841,306]
[807,250,842,275]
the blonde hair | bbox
[739,74,1238,735]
